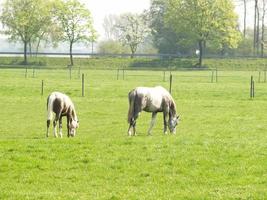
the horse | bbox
[46,92,79,138]
[127,86,180,136]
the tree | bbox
[54,0,96,66]
[114,13,151,58]
[166,0,241,66]
[148,0,181,54]
[102,14,120,40]
[1,0,53,64]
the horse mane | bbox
[70,106,78,121]
[169,97,177,117]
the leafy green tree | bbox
[54,0,96,66]
[149,0,180,54]
[166,0,241,66]
[115,13,151,58]
[1,0,53,64]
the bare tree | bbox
[102,14,120,40]
[254,0,259,55]
[260,0,267,57]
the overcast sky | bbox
[80,0,151,39]
[0,0,254,41]
[80,0,253,40]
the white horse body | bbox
[128,86,179,136]
[134,86,172,112]
[46,92,78,138]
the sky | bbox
[80,0,252,40]
[80,0,151,40]
[0,0,255,52]
[0,0,253,39]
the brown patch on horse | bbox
[53,98,62,114]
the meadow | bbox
[0,67,266,199]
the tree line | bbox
[0,0,266,67]
[0,0,96,65]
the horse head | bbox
[168,115,180,134]
[69,118,79,137]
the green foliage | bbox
[149,0,181,54]
[0,0,53,63]
[165,0,242,65]
[97,40,130,54]
[0,69,266,199]
[53,0,96,65]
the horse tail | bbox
[47,94,54,121]
[128,89,136,123]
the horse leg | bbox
[163,111,169,135]
[127,123,133,136]
[128,118,136,136]
[59,116,63,138]
[67,115,70,137]
[132,120,137,136]
[53,120,58,138]
[148,112,157,135]
[46,120,51,137]
[53,114,60,138]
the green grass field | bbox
[0,68,266,199]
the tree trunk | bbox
[243,0,247,37]
[29,41,32,57]
[23,41,28,64]
[261,5,266,57]
[130,45,136,59]
[70,41,74,66]
[256,5,260,55]
[198,40,203,67]
[253,0,258,55]
[36,37,41,57]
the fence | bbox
[2,66,267,100]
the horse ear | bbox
[177,115,180,120]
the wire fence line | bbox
[2,66,267,85]
[1,51,267,59]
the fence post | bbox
[211,70,214,83]
[82,73,85,97]
[258,71,261,83]
[32,68,35,78]
[163,71,166,82]
[41,80,44,96]
[69,67,72,80]
[169,74,173,94]
[250,76,255,99]
[117,68,119,80]
[25,67,28,78]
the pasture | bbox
[0,67,266,199]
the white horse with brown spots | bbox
[127,86,180,136]
[46,92,79,138]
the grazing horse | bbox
[46,92,79,138]
[127,86,180,136]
